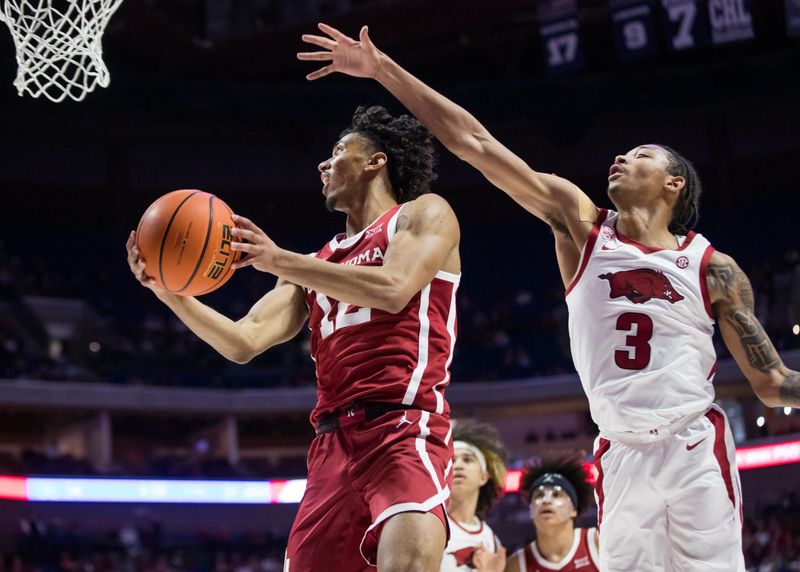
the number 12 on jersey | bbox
[316,293,372,339]
[615,312,653,370]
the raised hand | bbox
[297,23,383,81]
[230,214,282,274]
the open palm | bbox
[297,23,383,80]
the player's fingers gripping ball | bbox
[135,189,240,296]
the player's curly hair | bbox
[341,105,437,203]
[452,419,508,519]
[520,451,594,516]
[657,144,703,235]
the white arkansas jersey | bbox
[440,516,499,572]
[565,209,717,436]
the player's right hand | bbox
[126,231,168,295]
[297,23,383,81]
[472,544,506,572]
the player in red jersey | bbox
[297,24,800,571]
[126,105,462,571]
[507,453,599,572]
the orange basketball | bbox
[135,190,240,296]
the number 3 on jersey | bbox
[316,293,372,339]
[615,312,653,370]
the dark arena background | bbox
[1,0,799,570]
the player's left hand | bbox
[230,214,282,273]
[472,544,506,572]
[297,23,383,81]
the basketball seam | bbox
[194,201,237,296]
[158,191,200,292]
[177,194,215,293]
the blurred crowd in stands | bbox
[740,487,800,572]
[0,449,309,480]
[2,238,799,388]
[4,516,286,572]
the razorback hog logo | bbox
[599,269,684,304]
[448,546,476,567]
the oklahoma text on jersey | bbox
[304,203,461,426]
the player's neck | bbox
[343,184,397,237]
[447,493,480,527]
[535,523,575,562]
[615,207,678,250]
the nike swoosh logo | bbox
[601,245,614,251]
[687,438,707,451]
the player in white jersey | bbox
[442,420,508,572]
[298,24,800,571]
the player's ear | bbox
[479,471,490,486]
[365,151,387,172]
[664,174,685,198]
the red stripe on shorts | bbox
[594,438,611,528]
[706,408,736,507]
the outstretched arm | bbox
[127,232,308,364]
[709,251,800,408]
[229,194,460,314]
[297,24,598,248]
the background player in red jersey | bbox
[298,24,800,571]
[442,419,508,572]
[507,453,599,572]
[126,105,462,571]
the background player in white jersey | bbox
[126,105,462,571]
[442,419,508,572]
[297,24,800,571]
[507,452,599,572]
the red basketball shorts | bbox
[284,409,452,571]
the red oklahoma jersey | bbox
[514,528,599,572]
[304,203,460,426]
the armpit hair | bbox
[545,211,570,235]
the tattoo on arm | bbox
[724,310,781,372]
[708,261,754,308]
[710,260,779,373]
[780,372,800,407]
[707,262,736,297]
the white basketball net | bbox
[0,0,124,102]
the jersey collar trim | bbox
[449,516,484,535]
[615,228,697,255]
[328,203,402,251]
[531,528,581,570]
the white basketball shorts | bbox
[593,404,745,572]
